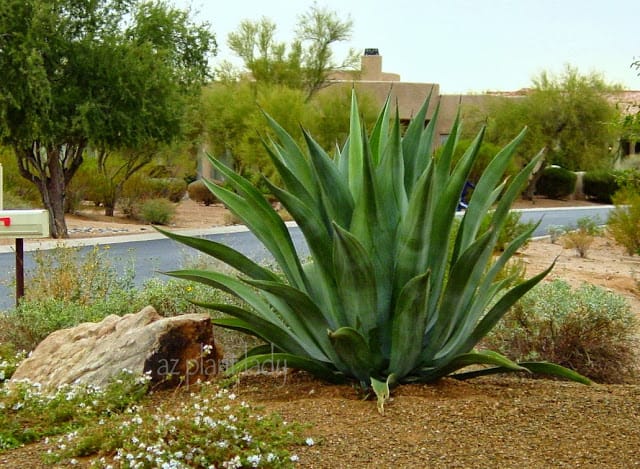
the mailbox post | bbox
[0,164,50,305]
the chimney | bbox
[361,48,382,80]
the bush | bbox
[187,179,218,206]
[484,280,638,383]
[608,191,640,256]
[583,170,620,203]
[0,246,136,350]
[137,198,176,225]
[536,166,577,199]
[148,177,187,203]
[561,215,603,258]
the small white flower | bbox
[290,454,300,462]
[305,437,315,446]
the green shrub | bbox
[161,91,588,412]
[608,191,640,256]
[583,170,620,203]
[614,168,640,195]
[137,198,176,225]
[188,179,219,206]
[536,166,577,199]
[484,280,638,383]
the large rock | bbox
[10,306,222,390]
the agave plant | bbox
[160,92,589,412]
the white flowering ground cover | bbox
[0,367,309,468]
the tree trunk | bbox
[15,142,85,239]
[44,149,69,238]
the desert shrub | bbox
[484,280,638,383]
[136,198,176,225]
[148,177,187,202]
[536,166,577,199]
[583,169,620,203]
[187,179,218,206]
[561,215,603,258]
[608,191,640,256]
[0,246,136,350]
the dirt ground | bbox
[2,196,640,468]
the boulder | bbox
[10,306,222,390]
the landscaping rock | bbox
[10,306,222,390]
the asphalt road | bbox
[0,205,614,311]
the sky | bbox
[174,0,640,94]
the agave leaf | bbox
[243,278,342,363]
[369,93,392,164]
[165,269,283,324]
[412,102,440,182]
[261,178,333,277]
[225,352,345,384]
[388,271,431,377]
[261,110,315,191]
[518,362,592,385]
[423,350,529,382]
[402,90,433,191]
[204,303,314,359]
[455,260,556,357]
[370,374,396,415]
[376,106,407,233]
[456,127,528,252]
[154,226,279,282]
[424,230,495,358]
[262,136,318,209]
[452,361,592,385]
[328,326,379,383]
[204,157,307,289]
[332,224,378,337]
[303,129,354,229]
[348,90,364,199]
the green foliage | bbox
[0,148,41,207]
[137,198,176,225]
[608,191,640,256]
[614,168,640,195]
[225,4,357,100]
[148,178,188,203]
[583,169,620,203]
[536,166,577,199]
[481,66,621,172]
[188,179,219,206]
[485,280,638,383]
[0,0,215,237]
[561,216,603,258]
[162,91,588,405]
[0,370,150,451]
[199,82,379,188]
